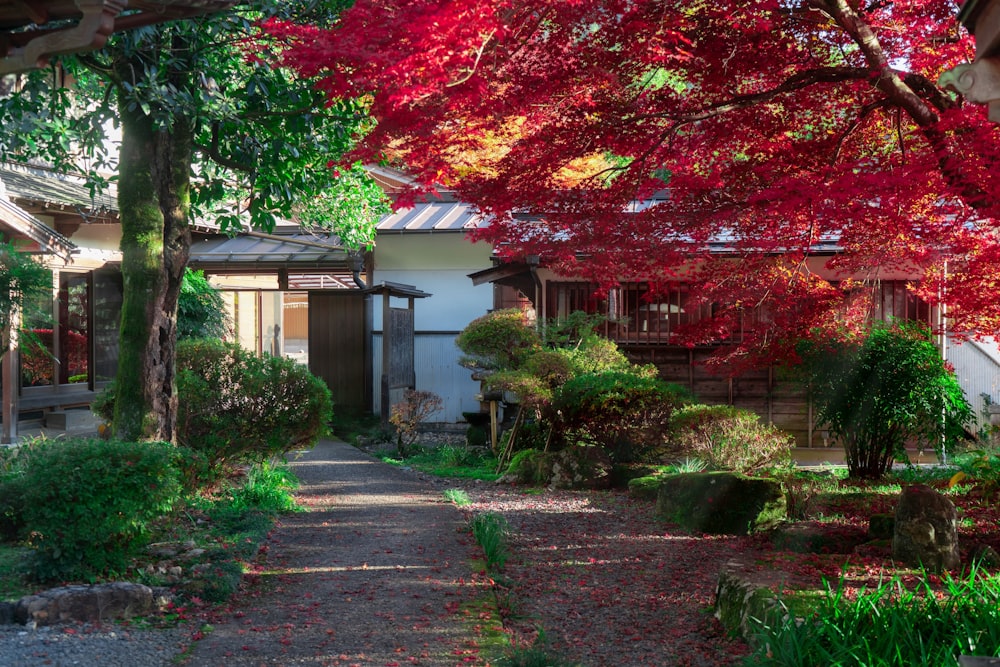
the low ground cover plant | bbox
[0,451,301,600]
[747,566,1000,666]
[3,438,182,581]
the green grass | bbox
[470,512,510,571]
[745,566,1000,666]
[378,445,501,481]
[444,488,471,506]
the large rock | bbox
[548,445,612,490]
[655,471,785,535]
[14,582,163,626]
[892,484,960,572]
[500,445,613,489]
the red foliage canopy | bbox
[266,1,1000,363]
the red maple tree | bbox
[265,0,1000,364]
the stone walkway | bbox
[181,439,491,666]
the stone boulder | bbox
[548,445,613,490]
[655,471,785,535]
[500,445,613,489]
[892,484,960,572]
[14,582,164,626]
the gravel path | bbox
[180,439,490,666]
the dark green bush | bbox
[94,340,333,486]
[180,339,334,482]
[17,438,181,581]
[669,404,794,474]
[466,424,488,448]
[796,321,972,479]
[177,268,230,340]
[554,370,692,462]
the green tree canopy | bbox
[797,321,973,479]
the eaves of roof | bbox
[0,184,76,260]
[0,164,117,217]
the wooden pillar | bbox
[2,311,19,444]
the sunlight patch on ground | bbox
[258,563,436,575]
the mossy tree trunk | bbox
[112,63,192,443]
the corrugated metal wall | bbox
[948,338,1000,423]
[373,332,484,423]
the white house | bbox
[369,194,495,423]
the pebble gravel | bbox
[0,622,190,667]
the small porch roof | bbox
[0,179,76,260]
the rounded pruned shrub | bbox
[176,338,333,477]
[669,404,794,474]
[554,370,692,462]
[455,309,540,371]
[17,438,182,581]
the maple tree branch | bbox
[831,99,888,165]
[446,30,496,89]
[664,66,870,125]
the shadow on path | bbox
[181,439,490,666]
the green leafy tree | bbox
[0,244,51,355]
[177,269,229,340]
[797,321,973,479]
[0,1,386,441]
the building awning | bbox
[189,230,351,271]
[0,179,76,261]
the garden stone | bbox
[892,484,959,572]
[548,445,612,490]
[655,471,785,535]
[14,582,157,626]
[868,513,894,540]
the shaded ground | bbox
[180,439,494,666]
[178,438,757,666]
[455,485,755,667]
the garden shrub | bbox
[455,309,540,371]
[389,389,443,454]
[17,438,182,581]
[177,268,230,340]
[796,321,972,479]
[554,370,692,462]
[669,404,794,474]
[505,448,550,484]
[175,338,333,480]
[466,424,488,448]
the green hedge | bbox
[176,338,333,473]
[15,438,181,581]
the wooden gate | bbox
[308,282,429,421]
[308,291,371,415]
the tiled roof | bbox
[0,165,117,215]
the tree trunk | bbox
[113,93,192,443]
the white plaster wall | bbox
[371,232,494,423]
[947,337,1000,425]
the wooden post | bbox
[2,310,19,444]
[489,400,498,453]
